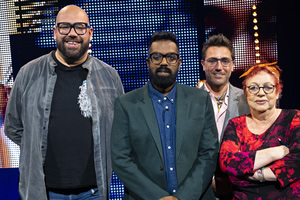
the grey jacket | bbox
[221,84,249,141]
[4,51,124,200]
[200,83,249,143]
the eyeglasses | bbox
[149,53,179,65]
[247,84,275,95]
[204,57,233,67]
[56,22,91,35]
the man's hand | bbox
[159,196,179,200]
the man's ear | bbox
[231,60,235,72]
[178,58,182,71]
[201,60,206,71]
[53,26,57,41]
[89,27,94,42]
[146,58,150,68]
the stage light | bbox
[253,4,260,64]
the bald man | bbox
[5,5,124,200]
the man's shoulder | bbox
[229,84,247,101]
[117,85,147,102]
[17,52,53,77]
[228,84,250,114]
[22,52,52,69]
[87,56,123,86]
[89,56,113,70]
[88,56,119,76]
[177,84,209,97]
[229,84,244,95]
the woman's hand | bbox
[271,145,289,160]
[246,145,289,182]
[254,145,289,171]
[246,167,277,182]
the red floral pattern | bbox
[219,109,300,199]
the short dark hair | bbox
[148,31,179,53]
[202,34,235,60]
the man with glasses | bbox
[200,34,249,199]
[4,5,123,200]
[111,31,218,200]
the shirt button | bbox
[168,146,171,149]
[170,167,173,171]
[165,106,168,110]
[166,125,170,129]
[171,99,174,102]
[158,99,161,103]
[164,97,167,100]
[173,189,176,193]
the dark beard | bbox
[149,65,178,89]
[56,37,89,62]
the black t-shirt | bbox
[44,52,97,189]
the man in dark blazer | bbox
[111,31,219,200]
[200,34,249,199]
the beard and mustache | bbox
[149,65,179,89]
[56,36,89,62]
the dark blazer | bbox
[111,83,219,200]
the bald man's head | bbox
[53,5,93,66]
[56,5,90,25]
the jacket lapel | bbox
[221,84,239,137]
[175,85,190,159]
[139,85,164,160]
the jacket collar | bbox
[49,50,92,76]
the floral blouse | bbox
[219,109,300,200]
